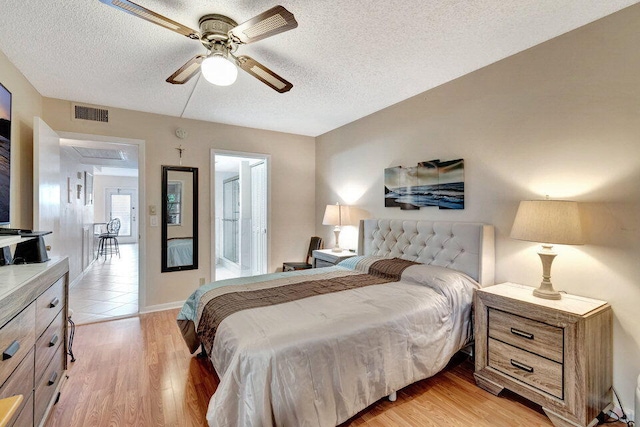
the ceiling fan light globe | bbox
[201,55,238,86]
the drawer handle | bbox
[510,359,534,373]
[2,340,20,360]
[49,334,59,347]
[48,371,58,386]
[510,328,534,340]
[49,297,60,308]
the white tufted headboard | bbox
[357,219,495,286]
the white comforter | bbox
[179,257,479,427]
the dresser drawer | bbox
[0,304,36,387]
[488,308,563,363]
[35,310,64,383]
[35,277,64,337]
[35,344,64,424]
[0,348,34,422]
[488,338,563,398]
[10,393,34,427]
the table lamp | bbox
[322,203,351,252]
[510,199,584,300]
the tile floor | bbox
[69,243,138,325]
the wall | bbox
[0,50,43,228]
[42,99,316,308]
[316,4,640,413]
[59,146,94,281]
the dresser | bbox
[312,249,356,268]
[0,257,69,427]
[474,282,612,427]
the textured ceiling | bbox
[0,0,637,137]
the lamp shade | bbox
[510,200,584,245]
[322,204,351,226]
[201,54,238,86]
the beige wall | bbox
[0,50,43,228]
[42,98,316,307]
[316,5,640,412]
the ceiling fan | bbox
[98,0,298,93]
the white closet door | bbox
[251,161,267,275]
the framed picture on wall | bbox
[84,171,93,205]
[0,82,12,224]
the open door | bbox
[33,117,61,256]
[212,152,269,280]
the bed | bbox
[177,219,494,427]
[167,237,194,267]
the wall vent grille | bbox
[74,105,109,122]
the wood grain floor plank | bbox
[45,309,623,427]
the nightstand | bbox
[312,249,356,268]
[474,282,612,427]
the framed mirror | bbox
[162,165,198,272]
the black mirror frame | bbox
[161,165,198,272]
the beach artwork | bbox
[0,83,11,224]
[384,158,464,210]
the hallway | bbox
[69,243,138,325]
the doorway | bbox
[212,151,268,280]
[59,136,142,324]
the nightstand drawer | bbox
[488,308,563,363]
[488,338,563,398]
[312,249,356,268]
[315,259,335,268]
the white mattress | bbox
[180,259,480,427]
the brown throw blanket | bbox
[197,258,417,355]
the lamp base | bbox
[532,286,562,300]
[532,245,562,300]
[331,227,342,253]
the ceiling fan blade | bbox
[99,0,199,39]
[229,5,298,44]
[234,55,293,93]
[166,55,205,84]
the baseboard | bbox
[139,300,185,314]
[68,270,86,289]
[69,259,99,289]
[611,405,634,423]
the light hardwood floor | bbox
[46,309,621,427]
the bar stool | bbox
[97,218,121,259]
